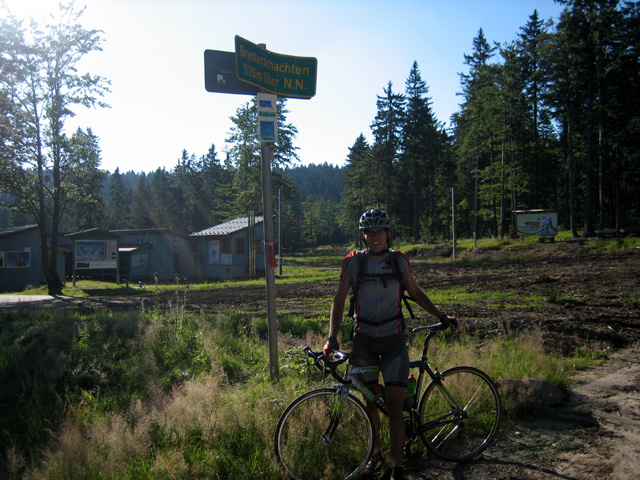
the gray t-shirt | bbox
[340,250,413,337]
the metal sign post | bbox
[204,38,316,384]
[261,140,279,383]
[257,92,279,383]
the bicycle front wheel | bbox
[275,388,374,480]
[418,366,501,462]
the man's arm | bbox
[404,276,459,330]
[323,281,351,355]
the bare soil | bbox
[4,240,640,479]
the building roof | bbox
[0,224,39,238]
[66,228,122,239]
[191,216,264,237]
[111,228,192,240]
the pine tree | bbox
[341,134,374,241]
[105,168,131,229]
[400,61,447,241]
[454,28,499,239]
[131,173,152,228]
[61,128,107,231]
[226,97,299,217]
[370,82,405,218]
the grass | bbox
[3,236,636,478]
[16,264,338,298]
[1,304,605,479]
[583,236,640,253]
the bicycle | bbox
[274,322,502,480]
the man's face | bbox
[363,227,388,254]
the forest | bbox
[1,1,640,289]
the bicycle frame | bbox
[304,323,465,445]
[337,327,460,440]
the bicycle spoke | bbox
[275,389,374,480]
[418,367,501,462]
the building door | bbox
[173,251,180,277]
[119,253,129,279]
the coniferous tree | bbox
[61,128,107,232]
[400,61,447,241]
[611,1,640,228]
[105,168,131,229]
[494,43,529,237]
[131,173,152,228]
[148,167,179,230]
[517,10,554,209]
[226,97,299,217]
[341,134,374,242]
[196,144,224,228]
[554,0,622,235]
[371,82,405,218]
[454,28,499,239]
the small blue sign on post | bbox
[257,92,278,142]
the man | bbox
[323,209,458,480]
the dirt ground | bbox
[3,240,639,479]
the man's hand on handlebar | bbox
[440,313,459,332]
[448,316,459,331]
[323,336,339,357]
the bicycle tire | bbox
[418,366,501,462]
[275,388,374,480]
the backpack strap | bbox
[347,251,367,319]
[388,250,416,320]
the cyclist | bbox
[323,209,458,480]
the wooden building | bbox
[191,216,264,280]
[0,225,69,292]
[112,228,196,282]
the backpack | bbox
[347,250,416,323]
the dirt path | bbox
[404,343,640,480]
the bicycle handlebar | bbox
[412,321,450,333]
[305,322,450,383]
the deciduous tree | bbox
[0,3,109,295]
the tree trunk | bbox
[413,157,420,242]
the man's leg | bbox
[385,385,407,467]
[364,398,381,453]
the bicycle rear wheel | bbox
[418,366,501,462]
[275,388,374,480]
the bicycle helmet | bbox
[359,209,390,230]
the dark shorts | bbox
[351,332,409,388]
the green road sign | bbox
[234,36,317,99]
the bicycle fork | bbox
[417,376,466,435]
[322,385,350,445]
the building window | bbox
[221,237,231,254]
[235,239,245,254]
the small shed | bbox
[0,225,67,292]
[191,216,264,280]
[113,228,196,282]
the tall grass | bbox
[1,305,602,479]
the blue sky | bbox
[3,0,566,174]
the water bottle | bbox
[403,374,416,411]
[372,383,385,400]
